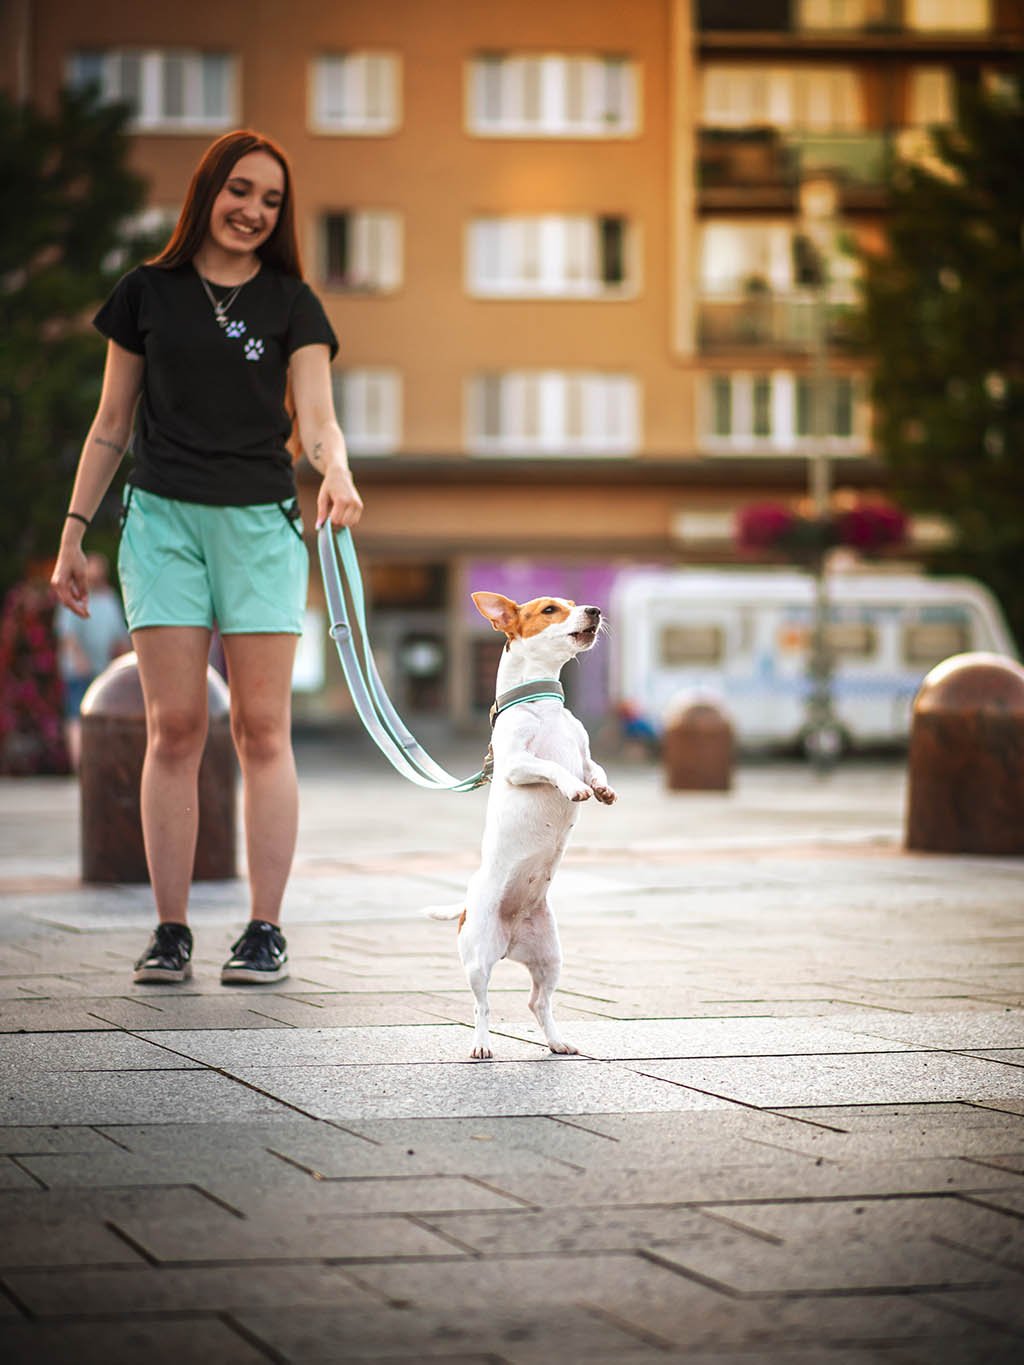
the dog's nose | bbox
[583,606,601,621]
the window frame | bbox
[466,370,641,456]
[67,48,237,132]
[308,52,402,135]
[466,53,641,139]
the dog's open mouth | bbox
[571,627,599,644]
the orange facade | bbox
[5,0,1021,721]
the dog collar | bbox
[489,679,565,728]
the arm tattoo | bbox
[93,436,125,455]
[311,441,325,470]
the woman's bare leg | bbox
[221,633,299,925]
[133,627,212,924]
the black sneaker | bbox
[221,920,289,984]
[133,922,193,983]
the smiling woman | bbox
[50,129,364,990]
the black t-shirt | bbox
[93,263,339,505]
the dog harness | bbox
[319,524,564,792]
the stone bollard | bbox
[79,653,237,883]
[663,696,734,792]
[905,651,1024,856]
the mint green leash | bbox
[317,524,564,792]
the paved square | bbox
[1,752,1022,1363]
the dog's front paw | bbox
[471,1045,494,1060]
[562,782,592,802]
[591,784,617,805]
[549,1040,579,1055]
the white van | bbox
[612,569,1018,749]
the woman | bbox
[51,130,362,985]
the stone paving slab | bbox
[137,1023,550,1066]
[340,1256,994,1354]
[0,1318,271,1364]
[107,1208,468,1264]
[624,1052,1024,1108]
[493,1015,918,1059]
[0,1068,296,1126]
[0,1032,204,1071]
[230,1300,658,1364]
[646,1194,1024,1295]
[4,1262,380,1317]
[220,1058,741,1121]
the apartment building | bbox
[4,0,1020,724]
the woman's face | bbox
[206,150,285,258]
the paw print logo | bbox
[225,320,246,339]
[244,337,265,362]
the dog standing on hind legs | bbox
[426,590,616,1059]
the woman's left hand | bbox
[316,464,364,530]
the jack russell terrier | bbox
[427,591,616,1059]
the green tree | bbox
[861,77,1024,650]
[0,86,154,598]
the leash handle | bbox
[318,523,490,792]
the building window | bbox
[68,49,235,131]
[796,376,855,439]
[752,376,773,438]
[468,371,640,456]
[467,215,632,297]
[321,212,402,292]
[660,625,725,666]
[310,54,400,134]
[908,67,955,126]
[702,372,865,453]
[331,369,402,454]
[711,376,733,437]
[906,0,990,32]
[796,0,891,29]
[702,65,863,131]
[468,54,638,137]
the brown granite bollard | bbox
[905,651,1024,856]
[79,653,237,883]
[663,697,734,792]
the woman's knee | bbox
[231,708,290,766]
[146,706,208,764]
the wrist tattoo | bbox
[311,441,325,469]
[93,436,124,455]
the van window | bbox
[826,621,876,659]
[903,621,970,666]
[660,624,724,665]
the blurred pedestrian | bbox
[54,553,129,770]
[50,129,362,987]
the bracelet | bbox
[65,512,90,528]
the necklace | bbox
[197,267,258,328]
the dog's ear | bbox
[471,591,519,635]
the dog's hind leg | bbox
[458,912,507,1060]
[509,914,578,1056]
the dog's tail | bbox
[422,903,464,922]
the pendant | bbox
[216,311,227,328]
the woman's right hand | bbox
[51,542,91,618]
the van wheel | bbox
[800,722,847,771]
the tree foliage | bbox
[861,77,1024,649]
[0,87,154,598]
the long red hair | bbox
[149,130,303,277]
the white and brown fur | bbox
[426,592,616,1059]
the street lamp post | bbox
[794,175,843,773]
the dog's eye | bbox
[542,605,557,614]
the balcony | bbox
[699,129,891,210]
[697,0,903,32]
[698,292,860,354]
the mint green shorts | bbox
[118,487,309,635]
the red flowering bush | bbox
[0,582,69,775]
[736,498,907,562]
